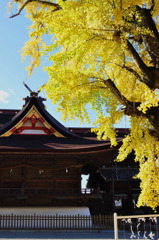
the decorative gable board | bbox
[1,106,64,137]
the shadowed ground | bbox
[0,230,143,240]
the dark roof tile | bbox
[0,135,123,152]
[100,168,139,181]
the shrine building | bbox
[0,88,141,215]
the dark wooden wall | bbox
[0,155,81,190]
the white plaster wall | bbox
[0,206,90,216]
[20,129,46,134]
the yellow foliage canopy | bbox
[8,0,159,210]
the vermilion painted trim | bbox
[22,117,29,123]
[11,127,17,133]
[13,126,52,135]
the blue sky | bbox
[0,1,81,127]
[0,2,50,108]
[0,1,128,129]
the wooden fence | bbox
[0,214,113,230]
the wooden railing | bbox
[0,214,113,230]
[0,188,99,198]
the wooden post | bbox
[96,215,99,230]
[128,183,132,214]
[26,215,28,229]
[10,214,12,229]
[56,214,58,229]
[51,215,53,229]
[112,181,115,213]
[53,215,55,229]
[16,215,18,229]
[114,213,118,240]
[0,215,1,229]
[37,215,39,229]
[99,214,101,229]
[47,215,50,229]
[28,215,30,229]
[64,215,66,229]
[45,215,47,228]
[31,215,32,229]
[70,215,71,229]
[33,215,35,229]
[105,215,107,230]
[5,215,7,229]
[38,215,43,229]
[78,214,80,229]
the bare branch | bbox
[10,0,31,18]
[10,0,61,18]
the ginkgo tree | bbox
[8,0,159,210]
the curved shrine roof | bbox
[0,94,125,154]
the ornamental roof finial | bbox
[23,82,46,107]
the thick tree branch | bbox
[104,79,146,118]
[104,78,159,138]
[123,66,142,82]
[10,0,61,18]
[113,31,156,88]
[104,79,128,106]
[104,79,138,111]
[112,61,143,82]
[135,6,159,69]
[150,0,155,11]
[126,40,147,73]
[137,6,159,42]
[127,40,158,89]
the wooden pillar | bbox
[128,183,133,214]
[78,168,81,190]
[112,181,115,213]
[0,159,3,189]
[52,158,56,188]
[22,159,26,189]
